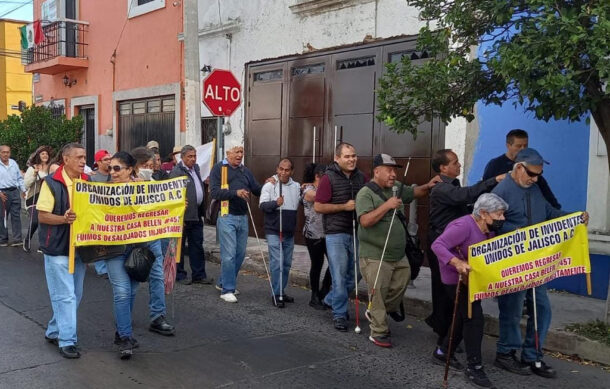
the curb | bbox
[204,247,610,366]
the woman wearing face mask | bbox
[130,148,175,335]
[431,193,508,389]
[23,146,53,252]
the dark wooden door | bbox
[118,96,175,157]
[80,107,95,167]
[65,0,77,57]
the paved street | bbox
[0,247,608,389]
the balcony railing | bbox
[22,19,89,74]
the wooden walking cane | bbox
[443,274,463,388]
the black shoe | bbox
[280,294,295,303]
[192,277,214,285]
[114,332,139,348]
[116,337,133,360]
[333,317,348,332]
[45,335,58,346]
[177,278,192,285]
[59,345,81,359]
[524,360,557,378]
[388,301,405,322]
[465,365,494,388]
[432,348,464,371]
[309,296,326,310]
[494,352,531,375]
[272,296,285,308]
[149,315,175,336]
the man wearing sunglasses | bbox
[491,148,588,378]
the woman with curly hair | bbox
[23,145,53,252]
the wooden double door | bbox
[245,36,444,245]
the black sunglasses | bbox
[110,165,128,172]
[521,164,543,178]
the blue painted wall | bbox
[467,102,590,212]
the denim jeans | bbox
[0,188,22,243]
[147,239,166,321]
[267,234,294,296]
[323,233,359,320]
[497,285,552,362]
[94,260,107,275]
[177,220,207,281]
[217,214,248,294]
[44,254,86,348]
[105,253,139,338]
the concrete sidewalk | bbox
[203,225,610,365]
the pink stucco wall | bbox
[32,1,183,141]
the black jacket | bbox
[38,167,89,256]
[169,162,205,222]
[323,162,366,235]
[209,161,262,216]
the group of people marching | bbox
[0,128,589,387]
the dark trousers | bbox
[0,188,22,243]
[177,220,207,281]
[441,283,484,367]
[426,231,454,344]
[305,237,332,299]
[24,198,39,247]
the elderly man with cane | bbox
[356,154,437,347]
[432,193,509,388]
[492,148,589,378]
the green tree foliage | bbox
[0,106,83,169]
[378,0,610,162]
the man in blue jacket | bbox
[210,146,262,303]
[259,158,301,308]
[492,148,588,378]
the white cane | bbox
[532,287,542,368]
[278,181,284,305]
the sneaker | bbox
[465,365,494,388]
[149,315,175,336]
[116,337,133,360]
[524,359,556,378]
[333,317,348,332]
[37,249,43,254]
[10,241,23,247]
[494,352,531,375]
[59,345,81,359]
[215,284,240,295]
[432,348,464,371]
[114,332,139,348]
[369,334,392,348]
[220,292,238,303]
[0,242,8,247]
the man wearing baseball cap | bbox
[492,148,589,378]
[356,153,437,347]
[146,140,159,151]
[91,150,111,183]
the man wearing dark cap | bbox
[356,154,437,347]
[492,148,588,378]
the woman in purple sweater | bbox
[431,193,508,388]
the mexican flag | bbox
[20,21,44,49]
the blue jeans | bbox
[94,260,107,275]
[323,233,359,320]
[217,214,248,294]
[44,254,86,348]
[147,240,166,321]
[497,285,552,362]
[105,253,139,338]
[177,220,207,281]
[0,188,22,242]
[267,234,294,296]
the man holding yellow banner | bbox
[490,148,589,378]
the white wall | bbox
[586,119,610,254]
[197,0,465,155]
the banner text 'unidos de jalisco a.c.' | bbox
[70,177,188,246]
[468,212,591,304]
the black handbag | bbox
[77,245,126,263]
[206,198,220,225]
[123,245,156,282]
[365,182,425,280]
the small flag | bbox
[20,21,44,50]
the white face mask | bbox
[138,168,153,181]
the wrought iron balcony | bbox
[23,19,89,75]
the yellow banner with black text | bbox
[468,212,591,305]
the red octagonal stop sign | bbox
[202,69,242,117]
